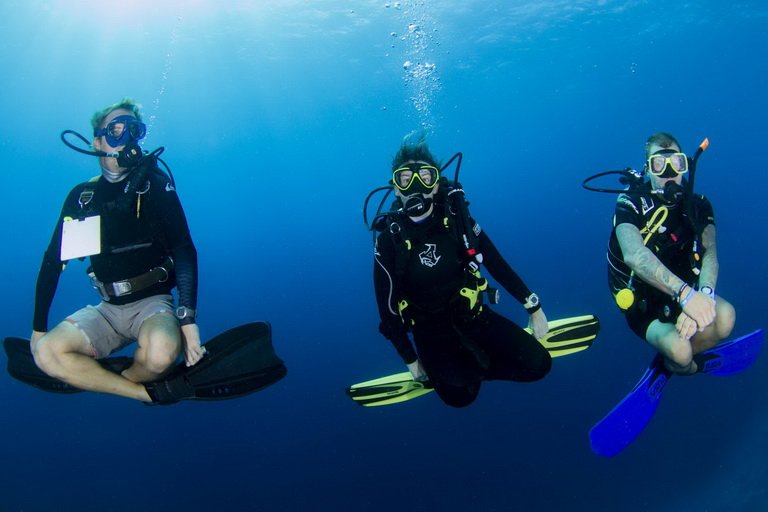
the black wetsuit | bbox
[374,207,551,407]
[33,164,197,332]
[607,185,714,338]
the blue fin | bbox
[590,329,763,457]
[589,355,671,457]
[694,329,764,376]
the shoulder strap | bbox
[684,194,710,236]
[71,175,101,219]
[684,194,708,278]
[445,182,482,271]
[384,214,412,278]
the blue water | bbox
[1,1,766,511]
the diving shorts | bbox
[66,294,175,358]
[623,291,681,340]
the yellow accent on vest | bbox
[615,205,669,310]
[398,299,414,325]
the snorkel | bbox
[686,137,710,199]
[683,138,710,275]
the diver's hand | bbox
[406,359,428,382]
[30,330,46,351]
[675,312,698,340]
[528,309,549,340]
[680,290,716,331]
[181,323,205,367]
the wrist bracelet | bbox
[679,287,695,308]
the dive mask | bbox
[647,151,688,177]
[94,115,147,148]
[393,164,439,193]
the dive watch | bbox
[523,293,541,313]
[175,306,196,325]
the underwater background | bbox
[1,1,766,511]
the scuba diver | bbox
[596,132,735,373]
[369,133,552,408]
[29,98,203,403]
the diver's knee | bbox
[442,396,477,408]
[32,338,64,379]
[716,301,736,338]
[667,340,693,369]
[142,335,180,374]
[535,354,553,380]
[515,353,552,383]
[143,347,177,375]
[436,386,479,408]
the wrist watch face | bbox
[526,293,539,307]
[176,306,194,319]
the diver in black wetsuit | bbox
[373,134,551,407]
[30,98,202,403]
[607,132,735,374]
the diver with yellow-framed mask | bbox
[584,132,735,374]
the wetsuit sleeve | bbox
[153,180,198,312]
[478,230,533,305]
[32,187,81,332]
[373,233,418,364]
[172,235,198,311]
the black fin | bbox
[4,337,132,394]
[146,322,286,403]
[5,322,286,403]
